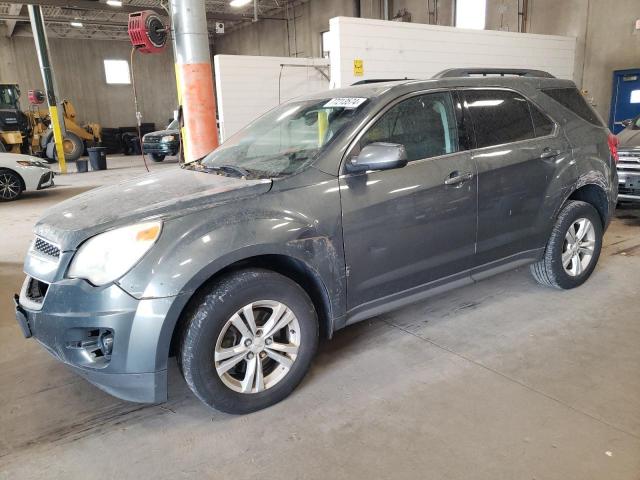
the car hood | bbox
[34,167,272,249]
[617,128,640,149]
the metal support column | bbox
[28,5,66,173]
[169,0,219,163]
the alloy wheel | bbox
[214,300,301,394]
[0,173,20,200]
[562,217,596,277]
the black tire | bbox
[530,200,603,289]
[0,142,6,153]
[50,132,84,162]
[150,153,165,162]
[0,169,23,201]
[178,269,318,414]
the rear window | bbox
[542,88,603,126]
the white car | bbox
[0,152,54,201]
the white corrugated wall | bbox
[329,17,577,88]
[214,55,330,141]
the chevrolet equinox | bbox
[15,69,618,414]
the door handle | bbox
[444,171,474,185]
[540,148,561,159]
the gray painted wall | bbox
[0,33,176,129]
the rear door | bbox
[340,90,477,309]
[461,88,571,268]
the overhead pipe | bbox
[27,5,67,173]
[169,0,219,163]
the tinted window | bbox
[529,102,554,137]
[542,87,603,126]
[360,92,459,161]
[464,90,535,148]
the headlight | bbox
[68,221,162,286]
[161,135,176,142]
[17,160,48,168]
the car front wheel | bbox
[150,153,165,162]
[531,200,603,289]
[178,269,318,414]
[0,169,23,201]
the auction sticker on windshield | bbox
[324,97,367,109]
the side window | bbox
[464,90,535,148]
[529,102,555,137]
[359,92,459,162]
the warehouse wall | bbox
[214,0,640,123]
[330,17,575,87]
[0,34,176,129]
[214,0,357,57]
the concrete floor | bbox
[1,157,639,479]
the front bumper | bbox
[142,141,179,155]
[15,275,174,403]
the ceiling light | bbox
[70,21,84,28]
[230,0,252,7]
[106,0,122,6]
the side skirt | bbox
[341,249,543,328]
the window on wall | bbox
[455,0,486,30]
[321,31,332,58]
[104,59,131,84]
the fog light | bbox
[100,331,114,356]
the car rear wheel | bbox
[0,169,23,201]
[178,269,318,414]
[530,200,603,289]
[150,153,165,162]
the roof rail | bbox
[351,78,412,85]
[433,68,555,79]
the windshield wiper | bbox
[184,161,251,178]
[206,164,251,178]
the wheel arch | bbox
[164,253,334,363]
[566,183,610,228]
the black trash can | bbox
[76,159,88,173]
[88,147,108,171]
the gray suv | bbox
[15,69,618,414]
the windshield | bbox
[167,119,179,130]
[200,97,368,178]
[0,86,19,109]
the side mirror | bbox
[346,142,408,173]
[622,119,633,128]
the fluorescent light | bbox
[70,21,84,28]
[230,0,252,7]
[106,0,122,6]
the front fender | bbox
[117,180,346,369]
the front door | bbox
[340,91,477,310]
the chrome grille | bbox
[618,150,640,174]
[33,237,60,258]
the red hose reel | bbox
[128,10,168,54]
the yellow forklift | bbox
[0,84,101,161]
